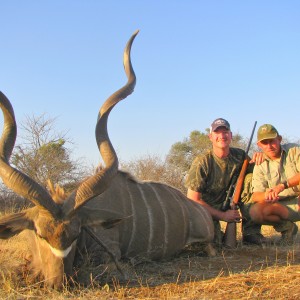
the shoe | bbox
[280,223,298,245]
[243,233,267,246]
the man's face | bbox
[209,127,232,149]
[257,136,282,160]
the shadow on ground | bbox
[87,235,300,288]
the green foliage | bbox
[166,130,210,174]
[166,129,248,176]
[123,129,255,193]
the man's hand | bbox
[222,209,241,222]
[250,152,265,165]
[264,187,282,203]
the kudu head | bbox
[0,30,138,289]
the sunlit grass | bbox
[1,221,300,299]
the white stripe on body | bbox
[189,197,215,239]
[137,183,154,256]
[124,179,137,256]
[167,187,189,238]
[198,201,215,238]
[148,183,169,257]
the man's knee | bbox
[249,204,263,223]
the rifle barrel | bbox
[245,121,257,154]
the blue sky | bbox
[1,1,299,166]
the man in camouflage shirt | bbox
[185,118,264,247]
[250,124,300,244]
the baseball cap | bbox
[257,124,279,142]
[210,118,230,132]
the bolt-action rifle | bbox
[222,121,257,248]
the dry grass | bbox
[1,223,300,299]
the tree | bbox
[122,130,253,194]
[166,129,249,176]
[166,130,210,176]
[11,113,87,193]
[120,129,300,196]
[121,154,186,193]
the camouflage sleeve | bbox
[246,154,254,173]
[185,156,207,192]
[241,173,253,204]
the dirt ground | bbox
[105,235,300,287]
[84,223,299,287]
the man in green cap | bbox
[250,124,300,244]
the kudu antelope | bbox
[0,31,215,289]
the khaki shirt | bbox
[185,148,250,207]
[252,143,300,197]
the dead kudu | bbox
[0,31,215,289]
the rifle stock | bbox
[223,222,237,248]
[231,159,249,209]
[223,121,257,249]
[223,158,249,248]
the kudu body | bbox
[0,31,215,289]
[78,170,215,262]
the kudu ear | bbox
[79,207,129,229]
[0,211,34,239]
[98,218,124,229]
